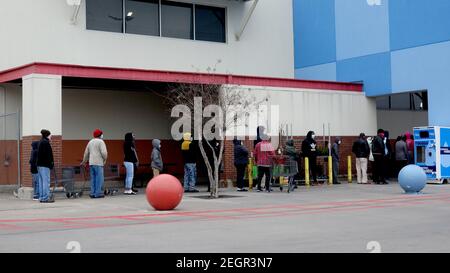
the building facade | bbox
[293,0,450,137]
[1,0,376,194]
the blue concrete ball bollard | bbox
[398,165,427,194]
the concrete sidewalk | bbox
[1,182,450,253]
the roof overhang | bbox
[0,62,363,92]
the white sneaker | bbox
[33,198,39,201]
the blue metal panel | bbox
[293,0,336,68]
[440,128,450,178]
[295,62,337,81]
[389,0,450,51]
[335,0,390,60]
[391,41,450,126]
[336,52,391,96]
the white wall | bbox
[377,110,428,138]
[63,86,377,141]
[227,86,378,137]
[0,0,294,78]
[62,88,173,140]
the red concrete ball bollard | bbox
[146,174,184,210]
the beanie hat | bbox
[93,129,103,138]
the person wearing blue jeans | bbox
[123,132,138,195]
[36,129,55,203]
[184,163,197,192]
[90,165,104,197]
[81,129,108,198]
[181,133,199,193]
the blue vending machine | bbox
[414,126,450,184]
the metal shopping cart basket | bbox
[270,155,297,193]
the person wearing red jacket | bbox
[254,136,275,192]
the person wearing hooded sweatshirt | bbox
[30,141,40,201]
[284,139,299,191]
[123,132,138,195]
[372,129,386,184]
[405,132,415,164]
[151,139,163,177]
[254,135,275,192]
[233,139,249,192]
[81,129,108,198]
[302,131,318,185]
[182,132,199,193]
[253,126,265,149]
[395,135,409,176]
[37,129,54,203]
[331,137,342,185]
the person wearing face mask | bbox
[331,137,342,185]
[81,129,108,198]
[151,139,163,178]
[123,132,139,195]
[371,129,387,184]
[302,131,318,185]
[37,129,55,203]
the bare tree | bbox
[157,64,264,198]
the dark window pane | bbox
[391,93,411,110]
[86,0,123,33]
[195,5,226,43]
[376,96,390,110]
[161,1,193,39]
[125,0,159,36]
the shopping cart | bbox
[270,155,297,193]
[50,166,88,199]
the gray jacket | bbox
[395,140,408,161]
[151,139,163,171]
[331,137,341,161]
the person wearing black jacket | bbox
[234,139,249,192]
[123,132,139,195]
[352,133,370,184]
[37,129,54,203]
[302,131,318,185]
[372,129,387,184]
[30,141,40,201]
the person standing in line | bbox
[405,131,415,164]
[151,139,163,177]
[383,130,393,181]
[233,138,249,192]
[182,132,199,193]
[331,137,342,185]
[254,135,275,192]
[81,129,108,198]
[372,129,387,184]
[352,133,370,184]
[395,135,409,176]
[302,131,318,185]
[123,132,138,195]
[30,141,40,201]
[36,129,55,203]
[284,139,299,191]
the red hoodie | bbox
[405,132,414,152]
[254,140,275,167]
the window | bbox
[86,0,124,33]
[161,1,194,40]
[86,0,226,43]
[195,5,226,43]
[125,0,159,36]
